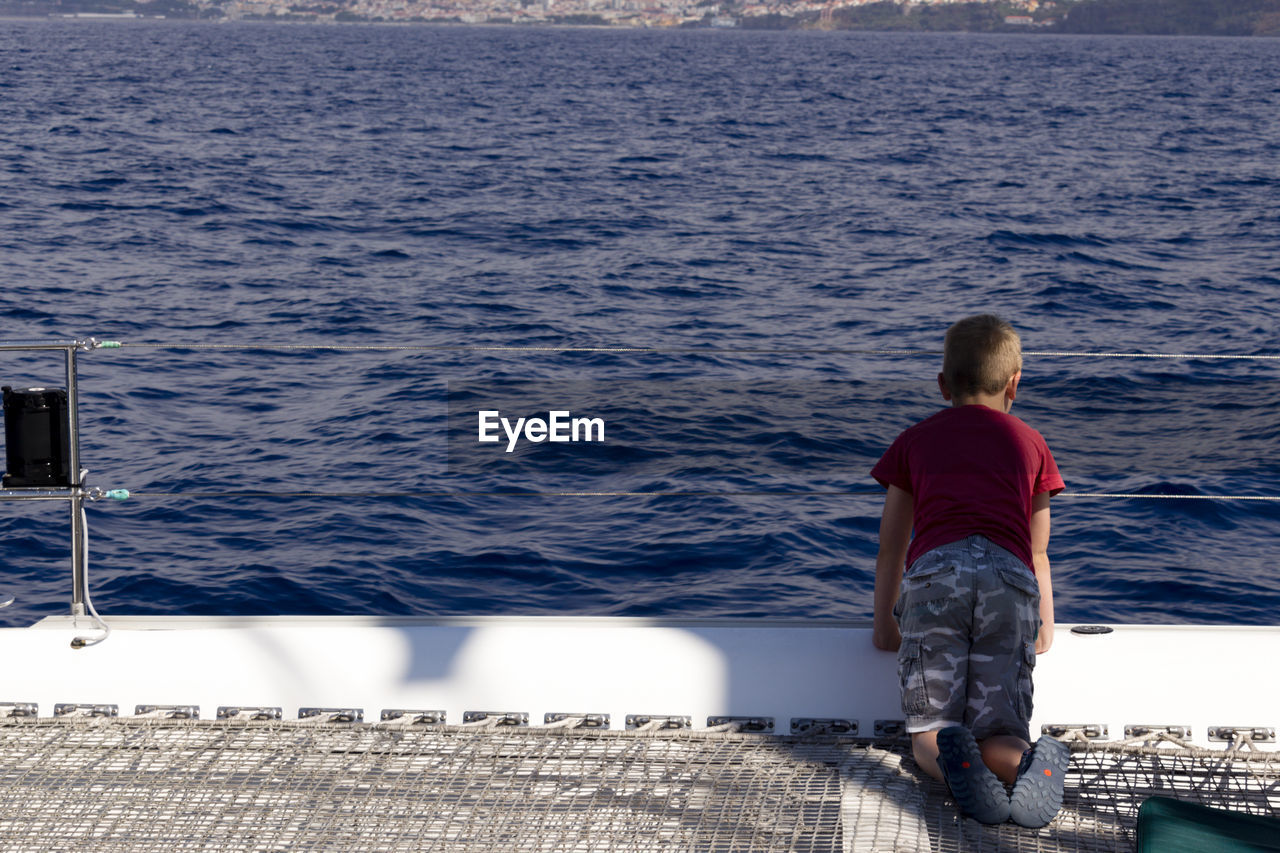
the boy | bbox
[870,314,1069,828]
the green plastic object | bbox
[1137,797,1280,852]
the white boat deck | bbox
[3,616,1276,748]
[0,616,1276,852]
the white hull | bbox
[4,615,1276,748]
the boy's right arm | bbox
[872,485,913,652]
[1030,490,1055,654]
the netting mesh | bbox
[0,718,1274,852]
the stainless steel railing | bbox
[0,339,119,620]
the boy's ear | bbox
[1006,371,1022,401]
[937,372,952,401]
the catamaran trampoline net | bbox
[0,718,1274,852]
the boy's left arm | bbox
[1030,491,1054,654]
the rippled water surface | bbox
[1,22,1278,627]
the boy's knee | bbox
[979,734,1031,786]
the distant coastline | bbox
[4,0,1280,35]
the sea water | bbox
[1,22,1278,627]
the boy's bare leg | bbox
[918,731,1030,785]
[911,731,943,781]
[981,735,1032,785]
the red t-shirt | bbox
[870,405,1064,571]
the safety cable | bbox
[106,342,1280,360]
[118,489,1280,502]
[1060,491,1280,502]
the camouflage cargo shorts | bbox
[893,535,1040,741]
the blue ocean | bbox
[1,22,1277,629]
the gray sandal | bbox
[937,726,1011,825]
[1009,736,1070,828]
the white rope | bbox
[458,714,525,729]
[121,489,1280,502]
[1025,350,1280,361]
[105,342,1280,360]
[1061,492,1280,502]
[70,505,110,650]
[116,342,936,355]
[540,715,589,730]
[630,718,681,733]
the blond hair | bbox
[942,314,1022,397]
